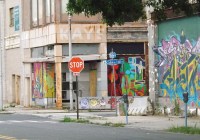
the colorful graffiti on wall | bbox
[79,97,110,109]
[79,96,134,110]
[154,31,200,107]
[108,56,147,96]
[43,63,55,98]
[33,63,55,99]
[79,96,150,116]
[33,63,43,98]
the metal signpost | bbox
[123,94,129,124]
[183,92,189,127]
[68,57,84,119]
[104,59,124,65]
[68,13,73,111]
[75,75,79,119]
[104,49,124,116]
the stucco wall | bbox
[5,48,22,103]
[3,0,22,105]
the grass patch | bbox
[103,122,125,127]
[168,126,200,135]
[61,117,125,127]
[61,117,89,123]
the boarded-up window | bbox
[9,7,14,27]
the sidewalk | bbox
[1,106,200,131]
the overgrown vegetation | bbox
[103,122,125,127]
[61,117,125,127]
[62,117,89,123]
[174,99,181,116]
[168,125,200,135]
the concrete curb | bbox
[1,107,200,131]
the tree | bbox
[67,0,200,26]
[67,0,145,26]
[146,0,200,21]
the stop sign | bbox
[68,57,84,73]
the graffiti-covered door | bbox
[107,56,147,96]
[107,43,148,97]
[90,69,97,97]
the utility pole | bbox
[68,13,73,110]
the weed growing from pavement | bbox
[174,99,181,116]
[87,116,106,120]
[61,117,125,127]
[168,126,200,134]
[103,122,125,127]
[61,117,89,123]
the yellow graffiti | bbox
[89,99,99,107]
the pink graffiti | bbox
[154,33,200,67]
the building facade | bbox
[1,0,149,110]
[0,0,22,108]
[21,0,108,109]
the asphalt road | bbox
[0,114,199,140]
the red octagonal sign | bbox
[68,57,84,73]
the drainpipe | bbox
[0,0,4,110]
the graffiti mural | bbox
[154,26,200,106]
[79,96,150,115]
[43,63,55,98]
[33,63,55,99]
[108,56,147,96]
[79,97,110,109]
[33,63,43,98]
[79,97,134,110]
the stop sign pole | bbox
[68,57,84,119]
